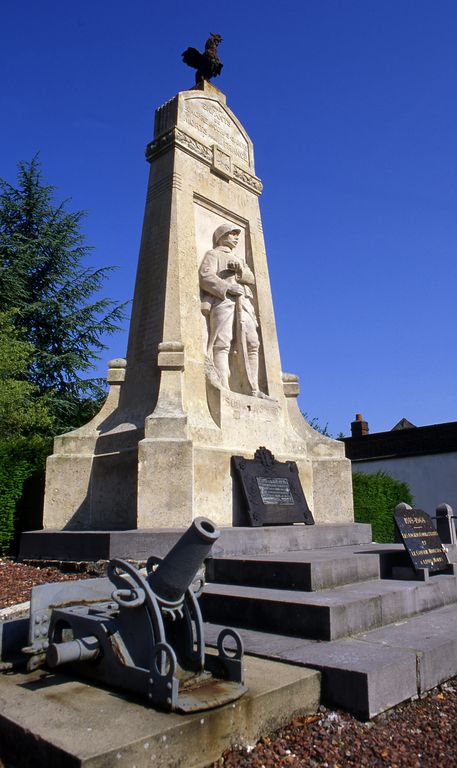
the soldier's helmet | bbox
[213,224,241,247]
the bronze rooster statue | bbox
[182,33,223,84]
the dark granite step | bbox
[19,523,373,562]
[205,598,457,719]
[206,545,380,592]
[201,573,457,640]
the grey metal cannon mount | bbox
[22,518,246,712]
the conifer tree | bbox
[0,157,127,432]
[0,311,53,439]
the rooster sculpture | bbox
[182,33,223,84]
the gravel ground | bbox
[0,557,91,610]
[214,685,457,767]
[2,558,457,767]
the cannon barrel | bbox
[147,517,220,605]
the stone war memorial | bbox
[5,33,457,768]
[36,50,353,538]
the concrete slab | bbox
[0,656,320,768]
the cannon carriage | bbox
[22,518,246,712]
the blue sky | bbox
[2,1,456,436]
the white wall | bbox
[352,452,457,516]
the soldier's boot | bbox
[247,349,260,397]
[213,349,230,389]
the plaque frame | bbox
[232,446,314,527]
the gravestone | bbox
[394,505,450,574]
[232,447,314,526]
[42,80,354,531]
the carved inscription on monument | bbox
[232,446,314,527]
[182,98,249,164]
[394,507,450,573]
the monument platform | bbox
[19,522,372,562]
[0,656,320,768]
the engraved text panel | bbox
[182,98,250,165]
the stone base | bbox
[0,658,320,768]
[19,523,372,562]
[42,361,354,532]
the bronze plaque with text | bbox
[232,446,314,527]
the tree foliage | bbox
[352,471,414,543]
[0,158,127,552]
[0,311,53,439]
[0,156,127,432]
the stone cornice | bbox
[145,128,263,196]
[232,165,263,195]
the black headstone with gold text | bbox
[394,507,450,573]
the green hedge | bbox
[0,436,52,555]
[352,471,413,543]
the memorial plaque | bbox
[394,507,450,573]
[232,446,314,527]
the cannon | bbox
[22,518,246,712]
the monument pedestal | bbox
[41,81,353,532]
[20,522,370,562]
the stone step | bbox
[201,573,457,640]
[206,545,381,592]
[0,656,320,768]
[205,600,457,719]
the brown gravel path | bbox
[2,558,457,767]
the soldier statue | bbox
[199,224,265,397]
